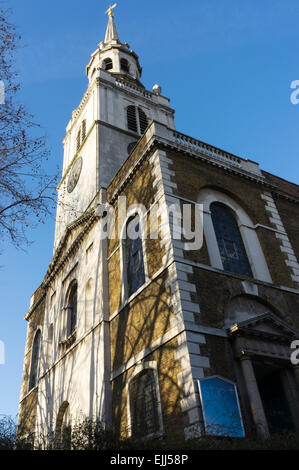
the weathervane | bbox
[105,3,117,17]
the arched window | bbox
[129,369,159,437]
[67,282,77,337]
[210,202,252,277]
[120,58,129,73]
[28,329,41,391]
[104,57,113,70]
[124,215,145,297]
[126,106,148,135]
[55,401,71,449]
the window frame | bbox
[210,202,253,277]
[120,208,149,303]
[66,280,78,338]
[198,188,272,283]
[28,328,42,392]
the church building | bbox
[18,8,299,444]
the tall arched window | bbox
[124,215,145,298]
[67,282,77,337]
[129,369,159,437]
[28,329,41,391]
[104,57,113,70]
[210,202,252,277]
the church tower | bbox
[54,6,174,248]
[18,6,299,446]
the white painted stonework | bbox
[261,191,299,285]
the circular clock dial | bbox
[67,157,83,193]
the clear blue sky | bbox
[1,0,299,418]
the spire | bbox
[104,4,120,43]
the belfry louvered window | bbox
[75,120,87,152]
[127,106,138,133]
[210,202,252,277]
[129,370,159,437]
[138,107,148,134]
[126,105,148,135]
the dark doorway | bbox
[254,362,295,434]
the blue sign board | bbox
[198,376,245,437]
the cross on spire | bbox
[105,3,117,17]
[104,3,120,43]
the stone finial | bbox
[153,84,162,96]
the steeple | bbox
[104,4,120,44]
[86,4,143,85]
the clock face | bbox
[67,157,83,193]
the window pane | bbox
[210,203,252,277]
[29,329,41,390]
[68,284,77,335]
[125,219,145,297]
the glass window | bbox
[129,370,159,437]
[210,202,252,277]
[198,376,245,437]
[28,329,41,391]
[67,282,77,337]
[125,216,145,297]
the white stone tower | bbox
[54,7,175,248]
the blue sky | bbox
[0,0,299,418]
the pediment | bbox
[228,312,298,340]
